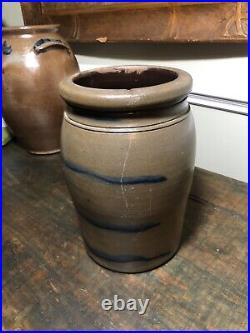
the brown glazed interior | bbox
[73,68,178,90]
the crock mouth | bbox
[60,65,192,111]
[2,24,59,34]
[73,67,178,90]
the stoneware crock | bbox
[2,25,79,154]
[60,65,196,273]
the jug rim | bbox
[2,24,59,34]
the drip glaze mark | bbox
[85,241,171,263]
[63,158,167,185]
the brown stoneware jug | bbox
[60,65,196,273]
[2,25,79,154]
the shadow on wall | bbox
[70,42,248,61]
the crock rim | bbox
[59,65,192,111]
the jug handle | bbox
[2,40,12,55]
[33,38,71,55]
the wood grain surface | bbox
[2,142,247,330]
[40,2,217,15]
[21,2,248,43]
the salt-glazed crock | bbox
[2,25,79,154]
[60,65,196,273]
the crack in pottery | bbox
[121,136,133,211]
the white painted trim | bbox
[188,93,248,116]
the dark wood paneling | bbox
[40,2,221,15]
[2,142,247,330]
[21,2,248,43]
[20,2,49,25]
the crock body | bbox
[2,25,79,154]
[60,66,196,273]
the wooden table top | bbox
[3,142,247,330]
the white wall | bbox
[192,105,247,182]
[2,2,248,182]
[2,2,23,26]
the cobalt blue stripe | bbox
[85,240,171,263]
[63,158,167,185]
[80,214,160,233]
